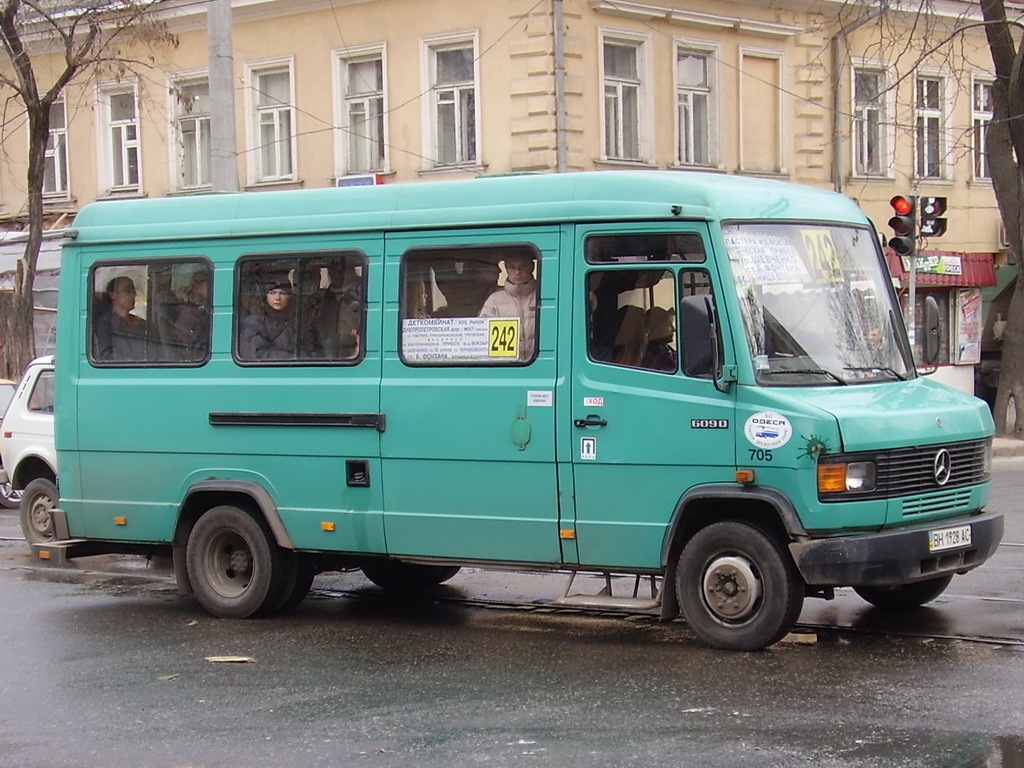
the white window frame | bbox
[599,28,653,163]
[673,38,719,169]
[43,98,69,198]
[332,43,388,177]
[851,61,894,178]
[97,81,141,195]
[420,31,480,170]
[972,76,994,182]
[914,70,949,180]
[169,71,212,191]
[737,46,786,174]
[244,58,297,184]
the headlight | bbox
[818,461,876,494]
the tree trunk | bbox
[3,102,50,379]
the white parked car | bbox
[0,356,57,543]
[0,377,18,508]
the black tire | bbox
[361,561,461,591]
[272,553,317,614]
[185,505,288,619]
[0,471,21,510]
[677,521,804,651]
[19,478,58,544]
[853,574,953,609]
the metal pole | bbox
[208,0,239,192]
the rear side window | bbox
[28,370,55,413]
[399,244,540,365]
[89,259,212,366]
[234,251,366,364]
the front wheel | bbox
[677,521,804,651]
[19,478,58,544]
[185,505,288,619]
[853,574,953,609]
[0,472,21,509]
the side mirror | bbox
[923,294,941,366]
[679,295,713,377]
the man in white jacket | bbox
[479,252,538,361]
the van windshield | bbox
[723,222,913,386]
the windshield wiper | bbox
[843,367,905,381]
[764,368,847,385]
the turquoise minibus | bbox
[50,171,1001,650]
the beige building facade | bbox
[0,0,1011,389]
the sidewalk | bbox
[993,436,1024,458]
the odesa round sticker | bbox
[744,411,792,450]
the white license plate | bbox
[928,525,972,553]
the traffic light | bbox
[888,195,916,256]
[919,196,947,237]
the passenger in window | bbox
[158,270,210,362]
[94,276,150,361]
[239,281,302,360]
[478,252,537,360]
[315,259,361,359]
[641,307,678,372]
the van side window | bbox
[587,268,677,371]
[235,252,365,364]
[587,267,716,376]
[400,245,539,365]
[28,371,55,413]
[586,233,706,263]
[89,260,211,366]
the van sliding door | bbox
[379,228,562,564]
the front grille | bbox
[820,438,990,502]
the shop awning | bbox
[885,248,997,288]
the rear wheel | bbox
[677,521,804,651]
[19,478,58,544]
[361,561,461,591]
[273,553,317,614]
[186,505,288,619]
[853,574,953,609]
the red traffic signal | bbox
[888,195,916,255]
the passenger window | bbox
[587,267,716,377]
[235,252,365,364]
[28,371,55,413]
[399,245,539,365]
[89,260,211,366]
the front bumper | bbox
[789,511,1003,587]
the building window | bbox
[853,68,887,176]
[915,74,944,179]
[426,39,478,167]
[973,79,993,180]
[99,84,140,193]
[172,77,211,189]
[676,47,714,167]
[602,37,644,161]
[248,62,295,182]
[43,99,69,197]
[337,50,386,174]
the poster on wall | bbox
[956,287,982,365]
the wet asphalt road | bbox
[0,460,1023,767]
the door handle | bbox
[573,416,608,428]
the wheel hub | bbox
[702,555,762,621]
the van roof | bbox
[67,171,868,245]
